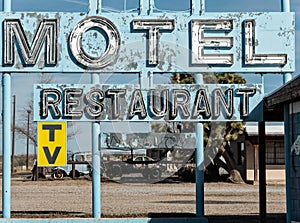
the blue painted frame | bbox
[1,0,295,222]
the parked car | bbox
[51,151,92,179]
[104,155,162,179]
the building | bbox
[244,123,285,183]
[265,74,300,223]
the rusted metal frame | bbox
[67,161,90,179]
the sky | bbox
[1,0,300,154]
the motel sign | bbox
[8,11,290,122]
[0,0,295,222]
[1,10,295,123]
[0,12,294,73]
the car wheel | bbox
[52,169,64,180]
[142,170,150,179]
[151,169,161,179]
[69,170,80,179]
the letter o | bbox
[69,16,120,69]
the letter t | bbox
[132,19,174,65]
[42,124,62,141]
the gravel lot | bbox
[0,175,286,222]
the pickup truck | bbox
[51,151,92,179]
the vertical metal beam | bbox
[26,110,31,170]
[281,2,292,221]
[149,0,154,14]
[258,74,266,223]
[89,0,100,15]
[284,74,292,83]
[195,74,204,217]
[139,0,149,15]
[92,73,101,218]
[193,1,206,214]
[282,0,292,84]
[2,0,11,219]
[284,104,291,223]
[191,0,200,15]
[191,0,205,15]
[2,73,11,219]
[259,121,266,223]
[254,145,258,183]
[3,0,11,12]
[281,0,290,12]
[88,2,102,217]
[97,0,101,14]
[200,0,205,15]
[11,95,16,173]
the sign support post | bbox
[2,73,11,219]
[259,121,266,223]
[2,0,12,219]
[92,74,101,218]
[282,0,292,83]
[195,72,205,217]
[281,1,292,223]
[192,1,205,216]
[88,1,102,218]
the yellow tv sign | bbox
[37,122,67,167]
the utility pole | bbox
[26,109,31,170]
[11,95,16,173]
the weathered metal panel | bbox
[33,83,264,122]
[0,12,295,73]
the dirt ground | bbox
[0,174,286,223]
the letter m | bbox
[4,19,57,65]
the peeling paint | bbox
[33,83,264,122]
[0,11,295,73]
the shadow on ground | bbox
[5,211,286,223]
[149,213,286,223]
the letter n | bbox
[4,19,57,65]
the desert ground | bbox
[0,173,286,223]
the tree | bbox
[14,74,79,148]
[172,73,246,183]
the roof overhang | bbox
[264,74,300,121]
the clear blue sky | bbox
[1,0,299,154]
